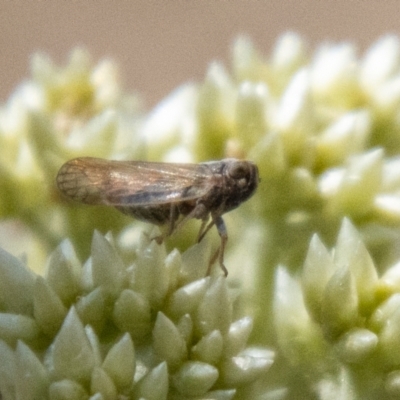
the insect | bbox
[56,157,260,275]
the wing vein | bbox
[56,157,215,206]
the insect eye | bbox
[228,162,250,180]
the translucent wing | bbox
[56,157,215,206]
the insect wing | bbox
[56,157,215,206]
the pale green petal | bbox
[172,361,218,397]
[90,59,121,109]
[0,313,39,345]
[301,234,335,322]
[75,287,107,332]
[223,316,253,358]
[219,348,274,386]
[326,149,383,216]
[89,393,104,400]
[180,239,212,283]
[102,332,135,389]
[15,340,49,400]
[369,293,400,331]
[163,248,182,289]
[135,362,168,400]
[90,367,117,400]
[48,379,88,400]
[85,325,102,368]
[112,289,151,339]
[49,307,95,382]
[311,43,359,106]
[139,244,170,308]
[315,110,371,168]
[270,32,307,84]
[33,275,67,335]
[385,370,400,397]
[274,266,325,366]
[249,130,286,176]
[142,84,198,162]
[166,277,210,319]
[91,231,126,293]
[373,74,400,112]
[361,35,400,91]
[233,36,268,83]
[274,68,314,156]
[153,312,187,369]
[45,239,81,304]
[374,194,400,223]
[335,328,378,364]
[235,81,269,148]
[191,329,223,364]
[196,62,235,159]
[334,219,378,313]
[129,236,169,306]
[381,264,400,293]
[176,313,193,344]
[315,367,356,400]
[0,339,17,400]
[321,265,358,338]
[201,389,237,400]
[66,111,118,156]
[378,306,400,367]
[0,246,35,315]
[196,277,232,336]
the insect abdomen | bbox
[115,204,174,225]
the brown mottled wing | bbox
[56,157,215,206]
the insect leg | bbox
[172,202,208,233]
[152,202,209,244]
[167,204,178,235]
[196,218,208,241]
[206,216,228,276]
[197,219,215,243]
[152,204,178,244]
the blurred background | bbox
[1,0,398,108]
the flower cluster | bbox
[139,36,400,330]
[274,218,400,398]
[3,33,400,399]
[0,229,273,400]
[0,49,143,271]
[147,34,400,271]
